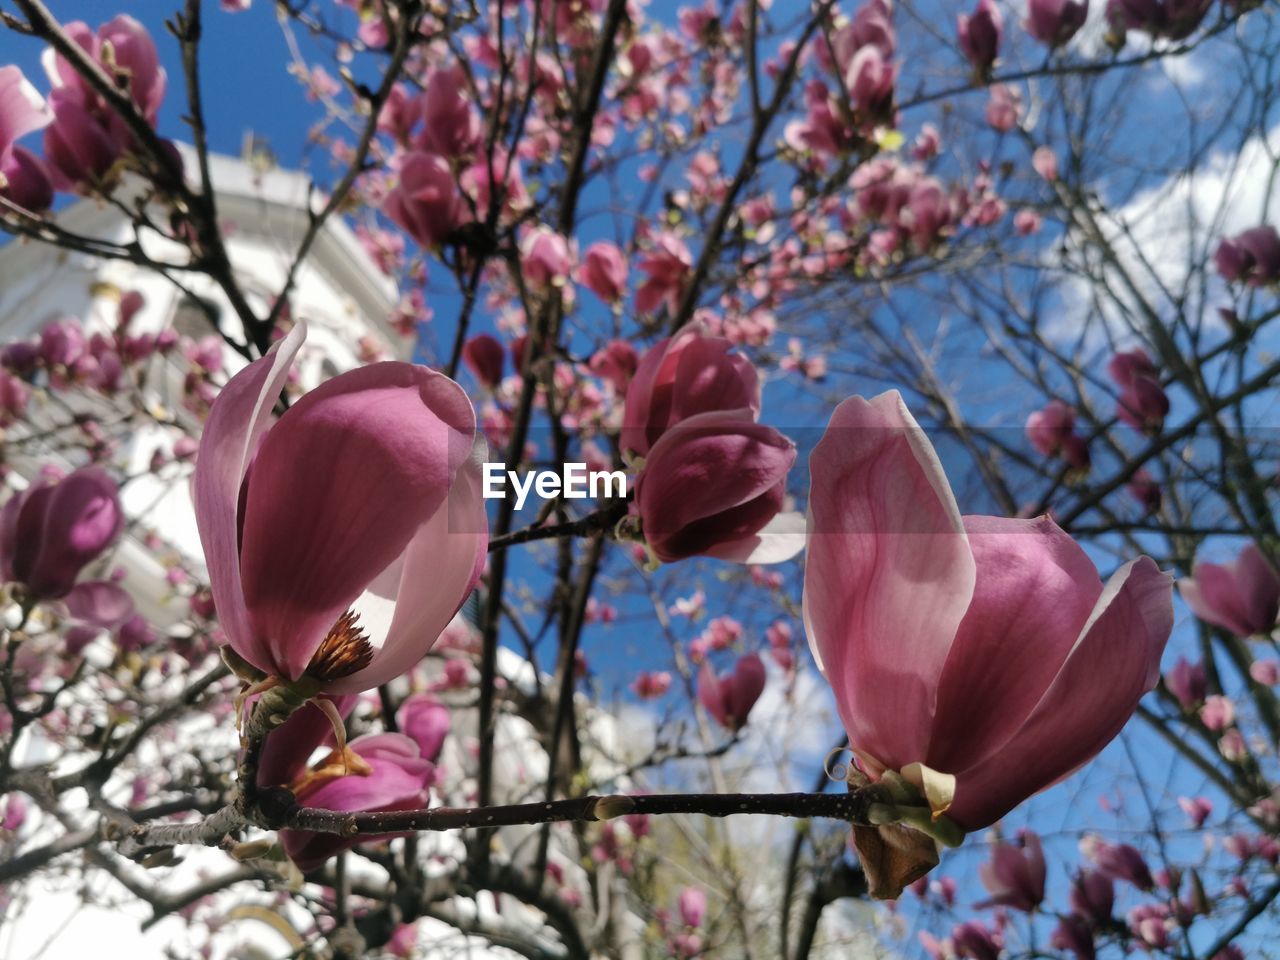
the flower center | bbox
[304,610,374,682]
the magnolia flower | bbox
[587,340,639,393]
[397,693,451,764]
[976,832,1046,911]
[1025,0,1089,46]
[697,653,767,731]
[1215,226,1280,287]
[581,241,628,303]
[1164,656,1206,710]
[0,466,123,599]
[0,66,52,210]
[461,333,505,389]
[958,0,1003,73]
[1108,348,1169,431]
[383,152,466,249]
[677,887,707,928]
[1179,544,1280,638]
[621,324,760,457]
[633,410,804,565]
[258,700,433,872]
[193,323,487,694]
[804,391,1172,832]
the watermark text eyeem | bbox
[482,463,627,511]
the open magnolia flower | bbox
[193,323,487,697]
[804,391,1172,895]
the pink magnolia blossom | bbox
[804,391,1173,830]
[1084,837,1155,890]
[631,670,672,699]
[41,17,168,191]
[985,84,1023,132]
[1179,544,1280,638]
[1251,659,1280,685]
[461,334,505,389]
[396,693,450,764]
[1069,868,1116,923]
[621,324,760,457]
[0,146,53,213]
[581,241,628,303]
[1026,400,1074,455]
[635,231,693,315]
[1127,468,1162,512]
[272,726,433,872]
[1215,226,1280,286]
[1178,795,1213,827]
[951,921,1002,960]
[192,323,487,694]
[1106,0,1213,41]
[587,340,639,393]
[0,67,52,210]
[634,410,804,565]
[958,0,1003,73]
[697,653,767,731]
[520,227,574,288]
[1107,347,1169,430]
[383,152,466,250]
[1025,0,1089,46]
[976,831,1046,911]
[1051,915,1096,960]
[1164,656,1206,709]
[1033,146,1059,181]
[677,887,706,928]
[417,66,479,159]
[0,466,123,599]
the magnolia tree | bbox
[0,0,1276,956]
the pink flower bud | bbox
[1032,146,1059,181]
[417,66,479,159]
[630,670,671,699]
[635,231,692,315]
[634,411,800,565]
[1199,694,1235,730]
[958,0,1003,73]
[1069,868,1115,923]
[1,146,53,213]
[462,334,505,389]
[1164,656,1206,709]
[1178,795,1213,827]
[677,887,706,928]
[1025,0,1089,46]
[587,340,639,393]
[383,152,466,249]
[1086,838,1154,890]
[697,653,767,731]
[1108,348,1169,430]
[1215,226,1280,286]
[621,325,760,457]
[985,84,1023,132]
[520,226,574,288]
[396,693,451,763]
[976,831,1046,912]
[1250,659,1280,685]
[0,466,123,599]
[1179,544,1280,638]
[581,241,628,303]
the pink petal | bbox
[947,557,1172,829]
[803,391,976,774]
[239,362,475,681]
[331,440,487,693]
[702,511,806,564]
[927,514,1103,773]
[192,323,305,675]
[0,66,51,155]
